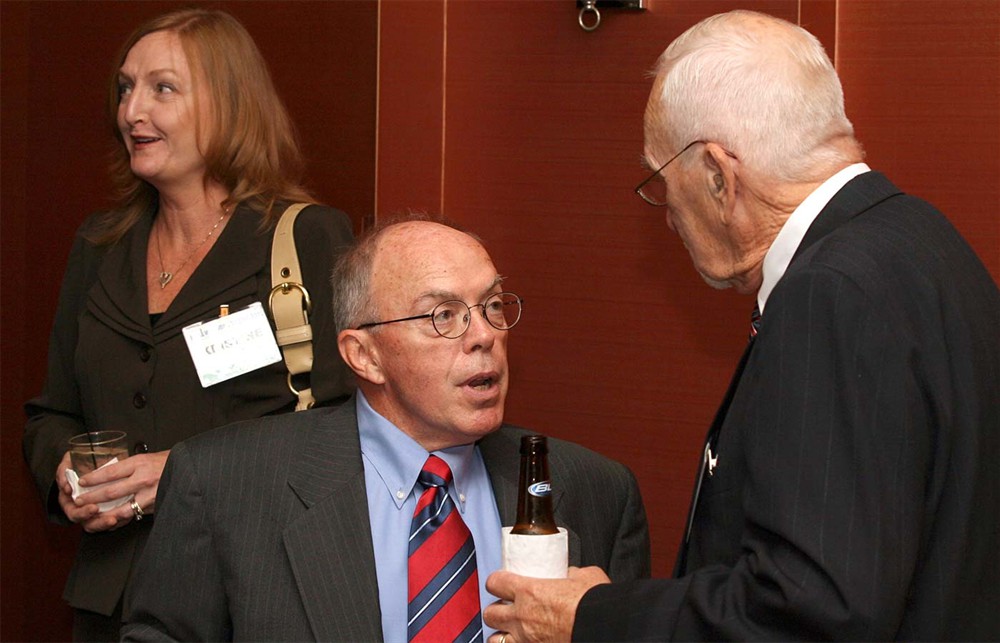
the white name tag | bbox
[182,302,282,387]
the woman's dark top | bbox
[23,201,355,616]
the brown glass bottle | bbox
[511,435,559,535]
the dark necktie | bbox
[407,455,482,643]
[750,303,762,339]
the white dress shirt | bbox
[757,163,871,314]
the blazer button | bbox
[132,392,147,409]
[132,441,149,455]
[139,346,152,362]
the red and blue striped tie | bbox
[407,455,482,643]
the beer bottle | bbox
[511,435,559,535]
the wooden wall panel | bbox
[0,3,376,640]
[837,0,999,277]
[799,0,837,58]
[376,0,447,220]
[0,5,83,639]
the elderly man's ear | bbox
[703,143,737,220]
[338,330,387,385]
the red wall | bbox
[3,1,997,640]
[838,0,999,269]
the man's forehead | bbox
[377,221,470,255]
[371,223,497,296]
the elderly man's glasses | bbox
[356,291,523,339]
[634,140,707,207]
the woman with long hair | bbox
[23,9,355,639]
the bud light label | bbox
[528,481,552,497]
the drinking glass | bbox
[68,431,129,475]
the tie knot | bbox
[418,455,453,489]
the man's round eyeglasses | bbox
[356,291,523,339]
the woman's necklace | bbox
[154,208,229,289]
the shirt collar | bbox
[757,163,870,313]
[356,391,477,511]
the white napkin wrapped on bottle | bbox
[500,526,568,579]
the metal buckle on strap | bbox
[286,373,315,410]
[268,281,312,315]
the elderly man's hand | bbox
[484,566,610,643]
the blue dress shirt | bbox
[356,391,503,642]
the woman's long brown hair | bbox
[88,8,314,245]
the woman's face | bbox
[116,31,210,193]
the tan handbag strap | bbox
[269,203,316,411]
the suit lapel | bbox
[87,209,154,342]
[283,402,383,642]
[674,339,756,577]
[85,203,275,343]
[478,428,582,567]
[478,431,519,526]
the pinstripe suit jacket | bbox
[121,399,650,641]
[575,172,1000,640]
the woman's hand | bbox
[66,450,171,533]
[56,451,100,525]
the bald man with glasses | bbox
[122,216,650,642]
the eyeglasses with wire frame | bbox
[634,140,708,207]
[356,291,523,339]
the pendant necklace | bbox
[154,207,229,289]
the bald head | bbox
[369,222,498,323]
[331,217,491,335]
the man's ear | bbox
[704,143,737,224]
[338,329,386,385]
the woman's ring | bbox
[130,499,144,521]
[499,633,508,643]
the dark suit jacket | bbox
[23,203,355,616]
[121,400,651,641]
[575,172,1000,640]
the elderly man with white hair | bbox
[485,10,999,642]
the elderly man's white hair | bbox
[648,10,861,183]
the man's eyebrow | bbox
[411,275,506,308]
[478,275,506,299]
[413,290,458,307]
